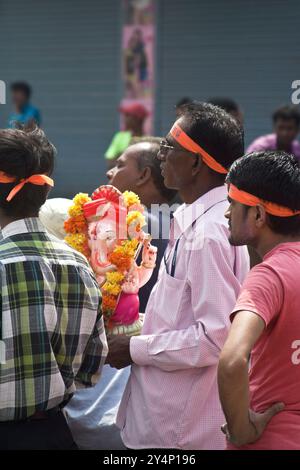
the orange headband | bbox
[229,184,300,217]
[170,123,228,174]
[0,171,54,202]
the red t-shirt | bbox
[228,242,300,450]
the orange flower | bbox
[102,294,117,313]
[64,214,87,234]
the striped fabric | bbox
[0,218,107,421]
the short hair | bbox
[208,97,240,114]
[10,81,32,99]
[227,151,300,236]
[176,97,193,109]
[0,127,55,218]
[130,137,177,202]
[178,101,244,179]
[272,105,300,127]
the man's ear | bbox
[191,154,202,175]
[254,204,267,228]
[136,166,151,187]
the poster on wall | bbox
[121,0,155,134]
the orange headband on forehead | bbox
[0,171,54,202]
[170,123,228,174]
[229,184,300,217]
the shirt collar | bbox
[1,217,47,240]
[173,185,227,235]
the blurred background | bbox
[0,0,299,197]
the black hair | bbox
[272,105,300,127]
[178,101,244,180]
[130,137,177,202]
[0,127,55,218]
[227,151,300,236]
[10,81,32,99]
[176,97,193,109]
[208,97,239,114]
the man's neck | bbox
[255,233,300,259]
[0,214,38,230]
[139,187,169,209]
[179,178,223,204]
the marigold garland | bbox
[64,193,91,258]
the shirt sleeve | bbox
[75,302,108,387]
[230,263,283,327]
[130,235,240,372]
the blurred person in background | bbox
[65,137,177,450]
[104,102,149,168]
[208,97,243,126]
[8,82,41,128]
[247,105,300,161]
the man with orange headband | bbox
[0,128,107,449]
[106,102,249,450]
[218,150,300,450]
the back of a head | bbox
[208,97,239,115]
[10,81,32,100]
[0,127,55,218]
[178,101,244,178]
[39,198,72,239]
[131,136,177,202]
[272,104,300,127]
[227,150,300,235]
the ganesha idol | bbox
[83,185,157,336]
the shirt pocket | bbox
[153,272,190,329]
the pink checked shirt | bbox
[117,186,249,450]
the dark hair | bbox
[179,101,244,180]
[0,127,55,218]
[272,105,300,127]
[10,81,32,99]
[208,97,239,114]
[131,137,177,202]
[227,151,300,236]
[176,97,193,109]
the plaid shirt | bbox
[0,218,107,421]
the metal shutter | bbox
[0,0,122,197]
[155,0,300,147]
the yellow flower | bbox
[102,282,122,296]
[123,191,140,208]
[65,233,89,257]
[73,193,91,206]
[106,272,124,284]
[68,204,83,218]
[126,211,146,227]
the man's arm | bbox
[218,310,284,446]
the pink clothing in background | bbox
[246,133,300,161]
